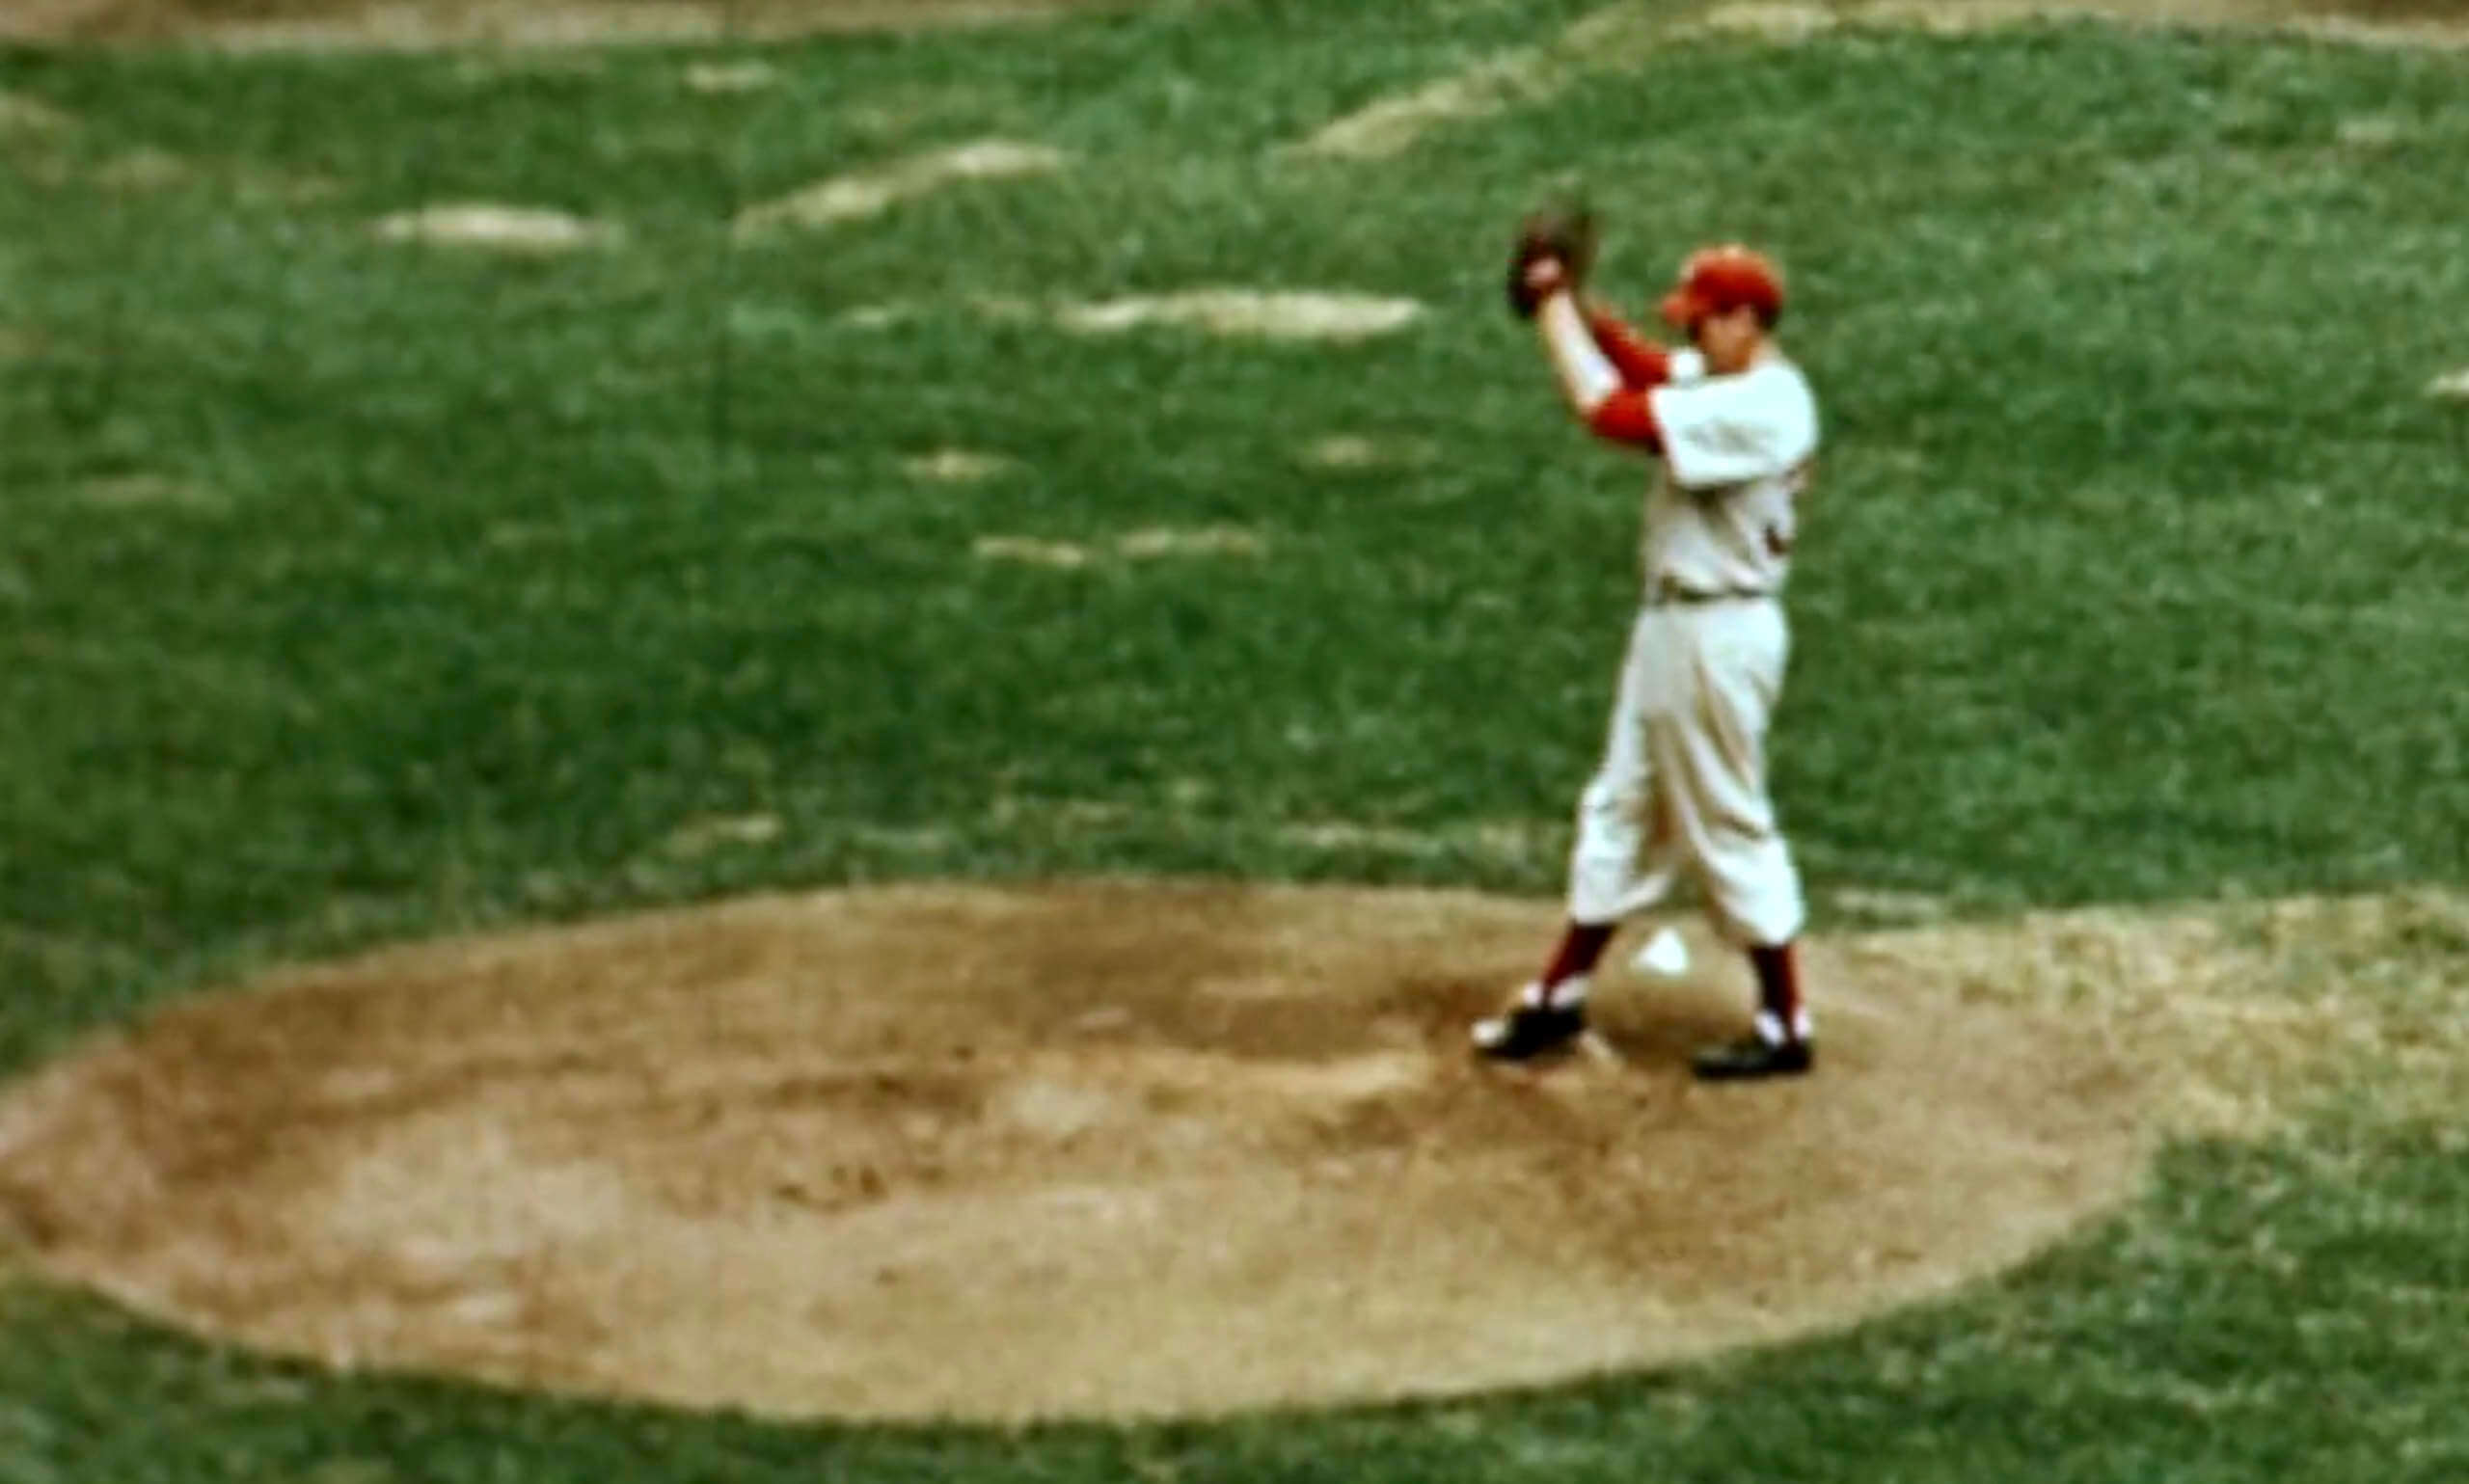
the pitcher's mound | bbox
[0,881,2152,1422]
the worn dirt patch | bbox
[0,879,2183,1423]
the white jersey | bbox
[1641,349,1819,598]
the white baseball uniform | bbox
[1563,346,1817,949]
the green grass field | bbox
[6,0,2469,1476]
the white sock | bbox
[1754,1008,1813,1045]
[1535,975,1590,1012]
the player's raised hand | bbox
[1524,256,1570,301]
[1506,201,1598,318]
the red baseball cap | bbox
[1659,244,1785,330]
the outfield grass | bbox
[5,1,2469,1476]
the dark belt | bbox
[1648,578,1773,607]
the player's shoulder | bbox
[1750,353,1819,414]
[1751,349,1814,390]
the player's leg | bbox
[1475,608,1677,1060]
[1657,602,1812,1079]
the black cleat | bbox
[1690,1034,1814,1082]
[1473,985,1588,1062]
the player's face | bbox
[1695,305,1763,374]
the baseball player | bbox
[1473,241,1820,1081]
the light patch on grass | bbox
[443,51,610,83]
[0,326,47,363]
[2268,596,2469,639]
[847,823,962,854]
[78,474,229,514]
[2426,367,2469,403]
[482,523,565,552]
[989,796,1132,830]
[1055,290,1423,341]
[2332,113,2406,150]
[1296,434,1443,471]
[732,140,1066,235]
[1290,0,2469,159]
[0,564,27,604]
[683,59,778,93]
[1288,4,1660,160]
[838,296,1038,331]
[1277,818,1564,869]
[904,448,1014,483]
[1692,1,1837,40]
[372,203,621,253]
[1786,0,2469,47]
[856,292,1407,338]
[662,814,783,858]
[94,148,192,193]
[186,5,723,50]
[836,304,911,331]
[93,148,334,204]
[1829,885,1953,923]
[1116,526,1265,560]
[1287,57,1541,160]
[2256,10,2469,51]
[973,526,1269,568]
[25,0,1112,48]
[0,87,328,202]
[0,90,73,136]
[974,535,1095,568]
[1705,0,2469,46]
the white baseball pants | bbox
[1563,596,1806,948]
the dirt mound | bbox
[0,881,2157,1422]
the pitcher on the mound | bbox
[1478,240,1819,1081]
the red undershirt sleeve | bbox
[1586,313,1672,389]
[1587,390,1663,449]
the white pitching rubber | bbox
[1633,926,1691,977]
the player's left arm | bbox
[1532,282,1669,450]
[1584,302,1674,389]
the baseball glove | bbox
[1505,201,1598,319]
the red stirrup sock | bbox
[1540,921,1614,995]
[1747,941,1806,1042]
